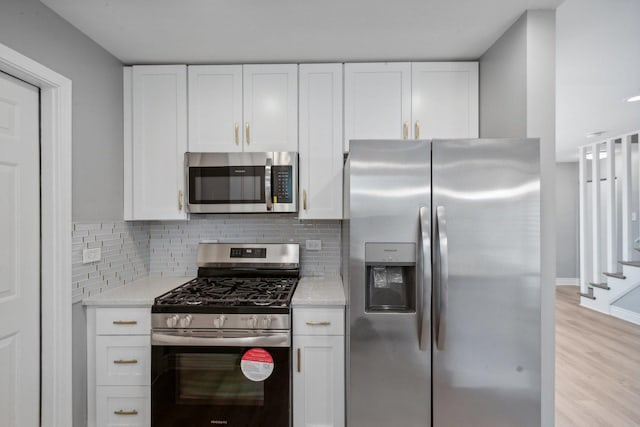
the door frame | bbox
[0,42,72,426]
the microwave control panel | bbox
[272,166,293,204]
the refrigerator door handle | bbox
[418,206,431,351]
[435,205,449,350]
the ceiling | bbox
[40,0,563,63]
[39,0,639,162]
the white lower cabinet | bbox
[96,336,150,386]
[96,386,150,427]
[88,307,151,427]
[293,307,345,427]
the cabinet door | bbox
[411,62,478,139]
[96,336,150,386]
[344,62,411,151]
[298,64,343,220]
[188,65,243,152]
[243,64,298,152]
[131,65,187,220]
[96,386,150,427]
[293,335,345,427]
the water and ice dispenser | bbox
[364,243,416,312]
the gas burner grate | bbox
[154,277,299,308]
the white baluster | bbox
[605,139,616,273]
[621,135,632,261]
[579,146,588,294]
[591,142,602,285]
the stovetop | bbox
[153,276,298,312]
[152,242,300,315]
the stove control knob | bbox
[178,315,193,328]
[166,315,179,328]
[213,315,226,328]
[262,316,273,328]
[248,315,258,329]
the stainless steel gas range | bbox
[150,243,299,427]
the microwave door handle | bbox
[265,158,273,211]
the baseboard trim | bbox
[610,306,640,326]
[556,278,579,286]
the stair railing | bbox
[578,130,639,297]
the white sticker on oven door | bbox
[241,348,274,382]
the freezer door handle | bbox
[418,206,431,351]
[435,205,449,350]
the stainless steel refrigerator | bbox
[344,139,540,427]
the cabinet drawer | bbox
[293,308,344,336]
[96,336,150,386]
[96,308,150,335]
[96,386,149,427]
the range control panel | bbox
[230,247,267,258]
[272,165,293,204]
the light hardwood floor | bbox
[556,285,640,426]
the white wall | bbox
[479,10,556,427]
[556,0,640,161]
[0,0,124,222]
[479,13,527,138]
[0,2,125,425]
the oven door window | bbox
[189,166,265,204]
[152,345,289,427]
[176,353,263,406]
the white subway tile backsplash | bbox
[71,221,150,303]
[71,216,342,302]
[148,215,341,278]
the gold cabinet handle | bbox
[403,122,409,140]
[305,321,331,326]
[297,348,301,372]
[114,410,138,416]
[245,122,250,145]
[113,359,138,364]
[234,122,239,145]
[415,121,421,139]
[178,190,183,211]
[112,320,137,325]
[303,190,307,210]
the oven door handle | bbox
[151,331,290,348]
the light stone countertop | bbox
[82,275,345,308]
[291,276,345,306]
[82,276,192,307]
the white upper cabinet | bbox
[188,64,298,153]
[411,62,479,139]
[187,65,243,152]
[344,62,479,150]
[125,65,188,220]
[344,62,412,151]
[243,64,298,152]
[298,64,343,220]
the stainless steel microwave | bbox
[185,152,297,213]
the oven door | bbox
[151,331,290,427]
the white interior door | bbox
[0,71,40,426]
